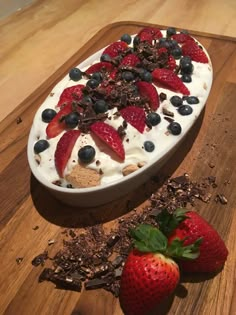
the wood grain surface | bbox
[0,0,236,122]
[0,22,236,315]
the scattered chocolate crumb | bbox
[32,225,39,231]
[215,194,228,205]
[208,162,215,168]
[16,257,24,265]
[159,92,167,102]
[16,117,22,124]
[164,116,174,123]
[48,239,56,246]
[162,107,174,117]
[34,174,217,296]
[32,251,48,267]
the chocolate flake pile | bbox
[34,174,217,296]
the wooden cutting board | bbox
[0,21,235,315]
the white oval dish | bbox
[27,30,213,207]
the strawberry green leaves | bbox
[156,208,189,236]
[130,223,201,260]
[130,224,167,253]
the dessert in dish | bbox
[28,26,213,191]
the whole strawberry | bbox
[119,224,200,315]
[156,208,228,273]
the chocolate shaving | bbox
[34,174,217,297]
[215,194,228,205]
[32,251,48,267]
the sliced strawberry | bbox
[152,68,190,95]
[139,31,153,44]
[120,54,141,67]
[46,103,72,138]
[57,84,84,108]
[167,55,177,71]
[158,47,168,55]
[90,121,125,160]
[102,41,128,58]
[120,106,146,133]
[138,27,163,40]
[85,62,114,74]
[55,130,81,178]
[136,81,159,110]
[182,41,209,63]
[171,33,194,44]
[109,69,118,80]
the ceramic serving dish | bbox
[27,28,213,207]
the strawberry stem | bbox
[156,208,189,236]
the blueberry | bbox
[144,141,155,152]
[81,95,93,104]
[133,35,140,46]
[34,139,49,154]
[181,62,194,75]
[86,79,99,89]
[167,27,176,37]
[178,105,193,115]
[181,29,189,34]
[122,71,135,82]
[78,145,96,163]
[93,99,108,113]
[170,39,178,47]
[41,108,57,123]
[146,112,161,126]
[180,56,192,66]
[168,121,182,135]
[65,112,79,128]
[121,33,132,45]
[159,39,171,49]
[100,54,111,62]
[170,95,183,107]
[159,37,167,45]
[141,71,152,82]
[187,96,199,104]
[181,74,192,83]
[171,47,182,59]
[91,72,103,83]
[69,68,82,81]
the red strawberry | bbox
[109,68,118,80]
[182,41,209,63]
[136,81,159,110]
[102,41,128,58]
[46,103,72,138]
[138,27,163,40]
[139,31,153,44]
[120,224,199,315]
[90,121,125,160]
[120,54,140,67]
[85,62,114,74]
[157,208,229,273]
[168,55,177,71]
[54,130,81,177]
[152,68,190,95]
[171,33,194,44]
[57,84,84,108]
[158,47,168,55]
[120,250,179,315]
[120,106,146,133]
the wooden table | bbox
[0,2,236,315]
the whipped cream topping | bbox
[29,30,213,188]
